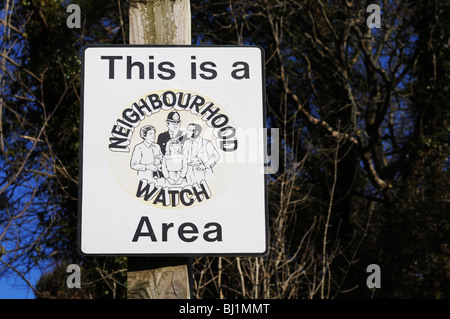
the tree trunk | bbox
[129,0,191,45]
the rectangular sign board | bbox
[79,45,267,256]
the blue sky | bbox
[0,272,39,299]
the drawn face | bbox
[169,142,180,154]
[167,121,180,133]
[187,125,196,139]
[144,129,155,143]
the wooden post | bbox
[126,0,193,299]
[127,257,192,299]
[129,0,191,45]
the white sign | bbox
[79,45,267,255]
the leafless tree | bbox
[190,0,426,299]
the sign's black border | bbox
[78,44,268,257]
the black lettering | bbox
[122,108,140,125]
[101,56,123,79]
[168,189,180,206]
[153,188,169,206]
[147,94,162,111]
[132,99,153,118]
[203,222,223,242]
[231,61,250,79]
[116,118,133,130]
[219,138,238,152]
[176,92,192,109]
[148,56,154,79]
[217,126,238,152]
[108,137,129,152]
[111,125,131,138]
[200,103,220,120]
[180,188,195,206]
[189,95,205,114]
[162,91,176,107]
[178,222,199,242]
[136,180,159,201]
[158,62,175,80]
[191,56,196,79]
[192,181,211,202]
[211,114,229,128]
[162,223,174,241]
[217,126,236,139]
[200,61,217,80]
[127,56,144,79]
[199,104,229,128]
[132,216,157,242]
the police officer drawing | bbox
[156,111,185,155]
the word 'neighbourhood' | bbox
[108,90,237,153]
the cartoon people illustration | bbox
[131,115,220,191]
[161,139,188,185]
[130,125,163,182]
[156,111,185,155]
[183,123,220,184]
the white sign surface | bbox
[79,45,267,255]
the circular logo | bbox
[106,89,239,210]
